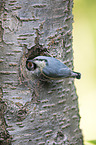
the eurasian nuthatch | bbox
[26,56,81,79]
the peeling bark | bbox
[0,0,83,144]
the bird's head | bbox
[26,56,47,72]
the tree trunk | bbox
[0,0,83,144]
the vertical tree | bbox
[0,0,83,144]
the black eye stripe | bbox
[34,59,47,62]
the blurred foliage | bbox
[73,0,96,80]
[88,140,96,145]
[73,1,96,145]
[77,0,96,56]
[84,0,96,68]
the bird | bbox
[26,56,81,80]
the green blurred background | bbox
[73,0,96,145]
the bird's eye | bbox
[28,61,33,68]
[26,60,36,71]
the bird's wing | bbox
[42,67,58,78]
[42,57,71,78]
[58,68,71,78]
[42,67,71,78]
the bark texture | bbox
[0,0,83,144]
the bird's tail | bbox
[71,71,81,79]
